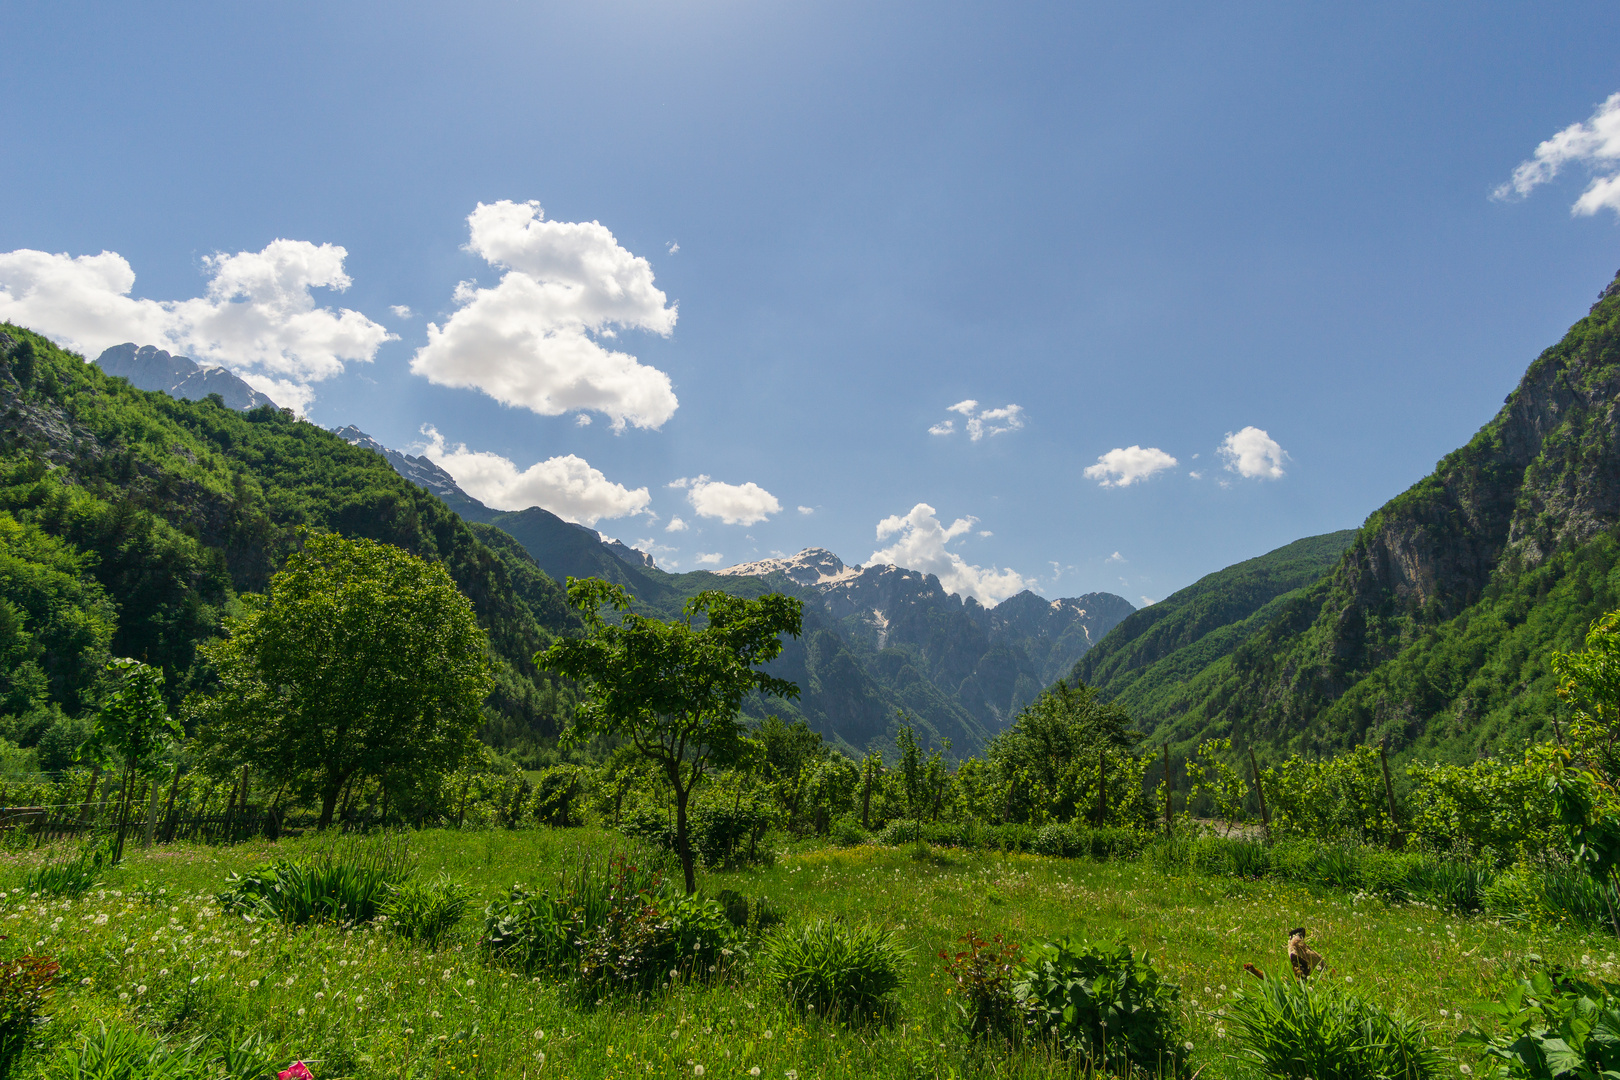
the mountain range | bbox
[22,266,1620,768]
[95,343,279,411]
[322,446,1138,756]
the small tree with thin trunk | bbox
[541,579,803,894]
[192,533,491,828]
[82,658,180,863]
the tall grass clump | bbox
[760,920,905,1020]
[379,873,469,949]
[25,837,111,898]
[1227,975,1444,1080]
[217,832,412,926]
[482,847,739,994]
[1011,937,1186,1075]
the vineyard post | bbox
[1379,737,1400,847]
[1163,742,1173,834]
[1249,746,1270,839]
[1097,748,1108,826]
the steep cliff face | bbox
[1198,270,1620,755]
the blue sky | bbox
[4,1,1619,607]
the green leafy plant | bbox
[1010,937,1185,1075]
[218,834,412,926]
[380,873,470,949]
[1228,974,1443,1080]
[1464,969,1620,1079]
[941,932,1024,1042]
[25,836,112,898]
[759,920,905,1020]
[51,1020,206,1080]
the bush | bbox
[0,953,57,1077]
[482,850,741,993]
[380,873,469,949]
[1031,823,1149,860]
[1011,938,1184,1075]
[760,920,905,1020]
[1228,974,1443,1080]
[217,835,412,926]
[830,816,868,847]
[941,933,1023,1042]
[1466,969,1620,1079]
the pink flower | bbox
[278,1063,313,1080]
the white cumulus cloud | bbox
[0,241,393,411]
[670,474,782,526]
[665,516,689,532]
[929,399,1024,441]
[797,505,815,515]
[417,425,650,525]
[1496,91,1620,218]
[1219,426,1288,479]
[1083,446,1178,487]
[410,200,679,430]
[391,305,414,319]
[695,552,723,565]
[869,503,1026,605]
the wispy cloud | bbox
[928,399,1025,441]
[1495,91,1620,218]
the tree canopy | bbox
[192,532,492,827]
[541,578,803,892]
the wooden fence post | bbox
[76,765,101,828]
[1249,746,1271,839]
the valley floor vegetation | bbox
[0,825,1611,1080]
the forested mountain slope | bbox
[0,324,576,761]
[1138,270,1620,763]
[1069,531,1356,730]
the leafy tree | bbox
[987,680,1136,823]
[193,533,492,828]
[542,578,803,893]
[1554,611,1620,780]
[83,658,180,862]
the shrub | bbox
[0,953,57,1077]
[830,816,868,847]
[218,834,412,926]
[1031,823,1149,860]
[1227,973,1443,1080]
[1011,937,1184,1075]
[760,920,905,1020]
[380,873,469,949]
[1465,969,1620,1079]
[483,850,740,993]
[941,933,1024,1042]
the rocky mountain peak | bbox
[715,547,862,587]
[95,343,277,411]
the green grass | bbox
[0,829,1609,1079]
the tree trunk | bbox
[673,779,696,895]
[142,771,162,847]
[319,782,343,830]
[861,766,872,830]
[112,762,134,864]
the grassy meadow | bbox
[0,827,1607,1079]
